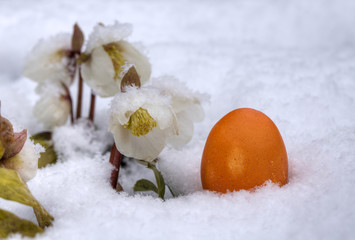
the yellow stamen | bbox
[103,42,126,80]
[124,108,157,137]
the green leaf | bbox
[0,209,43,238]
[167,185,176,198]
[133,179,158,194]
[30,132,57,168]
[30,132,52,141]
[0,168,54,228]
[147,163,165,200]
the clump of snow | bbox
[85,21,133,52]
[53,120,113,160]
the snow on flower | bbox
[1,139,41,182]
[81,21,151,98]
[152,76,205,147]
[33,84,71,129]
[23,33,75,87]
[109,86,178,162]
[0,116,42,182]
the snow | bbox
[1,0,355,239]
[85,21,132,52]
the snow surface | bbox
[1,0,355,239]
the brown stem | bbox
[88,91,96,123]
[76,66,83,119]
[61,83,74,125]
[109,143,123,191]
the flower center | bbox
[124,108,157,137]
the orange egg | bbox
[201,108,288,193]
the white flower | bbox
[24,33,74,87]
[81,21,151,98]
[33,85,71,129]
[152,76,205,147]
[109,86,178,162]
[2,139,40,182]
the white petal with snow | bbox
[2,140,39,182]
[33,89,71,129]
[85,21,133,53]
[81,46,119,97]
[23,33,72,86]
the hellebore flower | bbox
[33,84,71,129]
[23,33,75,87]
[2,139,39,182]
[81,21,151,97]
[109,86,178,162]
[152,76,205,147]
[0,116,40,182]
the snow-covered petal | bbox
[1,140,39,182]
[166,111,194,148]
[118,40,151,85]
[152,76,206,117]
[110,86,171,125]
[85,21,133,53]
[145,104,178,134]
[23,33,73,86]
[111,124,167,162]
[179,102,205,122]
[109,86,178,161]
[81,46,119,97]
[33,88,71,129]
[152,76,205,147]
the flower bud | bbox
[33,86,71,129]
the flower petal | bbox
[167,111,194,148]
[2,140,39,182]
[111,125,166,162]
[23,33,72,85]
[144,104,178,135]
[81,46,119,97]
[182,102,205,122]
[110,86,172,125]
[118,41,151,85]
[33,93,71,129]
[85,21,132,53]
